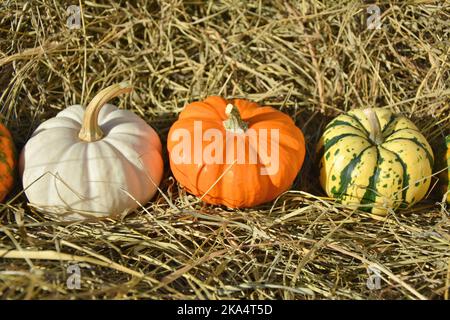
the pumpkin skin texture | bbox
[19,83,163,220]
[318,108,434,215]
[0,123,16,202]
[167,96,306,208]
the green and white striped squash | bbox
[317,108,434,215]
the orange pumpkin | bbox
[167,96,305,208]
[0,123,16,202]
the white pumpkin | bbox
[19,82,164,220]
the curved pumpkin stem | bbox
[78,82,132,142]
[223,103,248,134]
[363,108,383,145]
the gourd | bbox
[0,123,16,202]
[19,82,164,220]
[318,108,434,215]
[167,96,306,208]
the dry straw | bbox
[0,0,449,299]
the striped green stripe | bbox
[386,127,422,136]
[317,133,362,159]
[332,146,372,198]
[347,113,370,136]
[388,148,410,208]
[360,148,381,212]
[381,113,396,133]
[325,120,367,135]
[383,116,422,136]
[385,137,434,168]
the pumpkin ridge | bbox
[318,133,364,159]
[325,133,365,150]
[46,141,82,208]
[325,120,368,136]
[33,117,82,136]
[249,124,304,164]
[99,111,153,136]
[382,116,420,136]
[169,163,198,195]
[376,145,404,209]
[333,145,373,198]
[181,102,225,121]
[347,113,370,137]
[101,139,143,171]
[382,116,402,135]
[360,148,381,212]
[204,96,227,110]
[193,161,222,202]
[381,113,397,133]
[384,126,422,137]
[248,140,283,193]
[204,96,229,119]
[382,146,409,208]
[248,119,302,138]
[196,162,213,200]
[245,109,294,126]
[383,137,434,168]
[247,123,304,155]
[272,134,303,155]
[175,116,225,130]
[248,119,297,134]
[240,106,279,119]
[99,139,146,204]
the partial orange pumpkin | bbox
[167,96,305,208]
[0,123,16,202]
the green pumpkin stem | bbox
[363,108,383,145]
[78,82,132,142]
[223,103,248,134]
